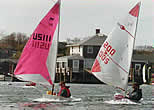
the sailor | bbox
[126,83,142,102]
[57,81,71,98]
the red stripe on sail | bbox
[107,54,129,74]
[92,59,101,72]
[129,2,140,17]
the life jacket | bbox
[136,89,142,101]
[129,89,142,101]
[58,86,71,98]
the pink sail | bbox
[14,1,60,85]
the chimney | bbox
[96,29,100,35]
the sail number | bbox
[32,41,50,50]
[99,41,116,64]
[32,33,52,50]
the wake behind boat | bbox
[104,98,139,105]
[33,95,82,103]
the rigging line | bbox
[52,0,61,94]
[106,54,129,74]
[124,29,135,39]
[126,2,141,93]
[116,87,126,91]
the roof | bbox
[57,55,84,61]
[131,59,148,63]
[0,59,18,63]
[67,33,107,47]
[132,53,154,63]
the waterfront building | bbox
[56,29,107,83]
[55,29,154,84]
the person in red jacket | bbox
[57,81,71,98]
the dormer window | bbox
[87,46,93,53]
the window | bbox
[134,63,142,83]
[135,64,141,71]
[62,62,67,68]
[62,62,65,68]
[87,46,93,53]
[84,59,94,68]
[72,47,73,52]
[135,64,141,76]
[56,62,59,68]
[73,60,79,72]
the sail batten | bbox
[14,1,60,86]
[91,2,141,90]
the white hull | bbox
[33,95,81,103]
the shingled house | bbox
[56,29,107,83]
[55,29,154,84]
[131,47,154,84]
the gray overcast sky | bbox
[0,0,153,46]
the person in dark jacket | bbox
[57,81,71,98]
[126,83,142,102]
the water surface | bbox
[0,82,153,110]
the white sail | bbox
[91,2,141,90]
[46,26,58,83]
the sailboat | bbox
[14,0,60,94]
[91,2,141,103]
[14,0,81,102]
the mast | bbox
[51,0,61,95]
[126,2,141,92]
[132,2,141,54]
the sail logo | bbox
[32,33,52,50]
[117,23,125,30]
[99,41,116,64]
[48,17,54,26]
[117,22,135,39]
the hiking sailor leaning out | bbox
[126,82,142,102]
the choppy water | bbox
[0,82,153,110]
